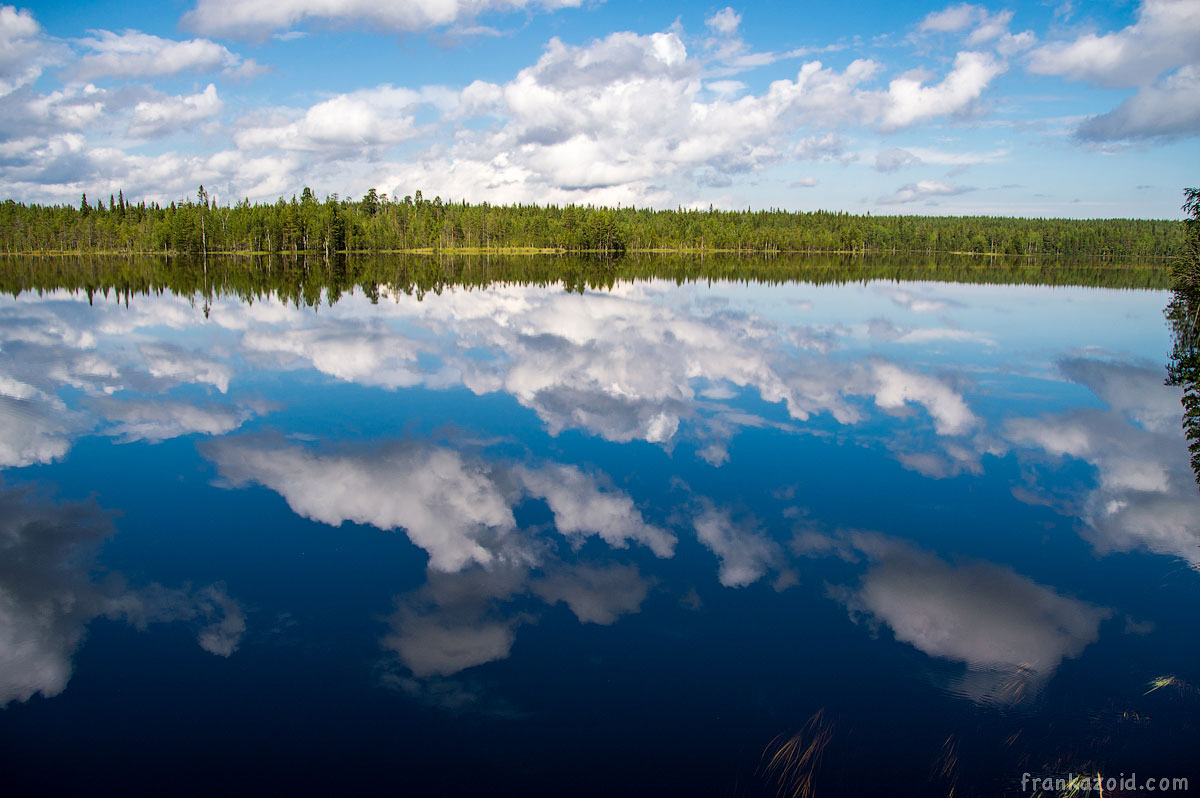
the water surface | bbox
[1,256,1196,796]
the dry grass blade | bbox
[759,709,835,798]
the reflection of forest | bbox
[1166,291,1199,490]
[1166,190,1200,490]
[0,252,1173,306]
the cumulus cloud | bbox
[182,0,587,38]
[705,7,742,37]
[72,29,263,81]
[919,3,984,34]
[874,145,1007,172]
[879,51,1005,130]
[234,86,453,154]
[1028,0,1200,141]
[874,147,921,173]
[2,10,1014,207]
[128,84,222,138]
[0,483,245,706]
[0,84,109,142]
[1075,65,1200,142]
[375,30,1006,205]
[1028,0,1200,88]
[0,134,301,204]
[917,4,1034,55]
[878,179,975,204]
[0,4,66,98]
[793,132,849,162]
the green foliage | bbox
[0,188,1187,257]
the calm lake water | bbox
[1,256,1197,796]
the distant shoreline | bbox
[0,247,1178,260]
[1,192,1185,259]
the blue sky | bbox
[1,0,1197,216]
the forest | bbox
[0,186,1186,258]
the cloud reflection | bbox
[0,482,246,706]
[1006,358,1200,566]
[203,436,673,572]
[799,530,1111,705]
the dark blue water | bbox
[1,276,1197,796]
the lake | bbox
[1,255,1196,796]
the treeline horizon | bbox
[0,186,1186,258]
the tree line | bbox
[0,186,1186,258]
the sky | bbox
[0,0,1197,217]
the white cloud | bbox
[918,4,1034,55]
[878,179,975,204]
[874,147,921,173]
[1076,65,1200,141]
[0,138,301,203]
[0,4,65,98]
[234,86,448,154]
[874,145,1008,172]
[919,3,983,34]
[880,50,1005,130]
[705,7,742,37]
[182,0,588,38]
[376,30,1002,205]
[692,501,782,588]
[128,83,222,138]
[1027,0,1200,140]
[72,29,263,81]
[1,14,1013,207]
[793,132,849,161]
[1028,0,1200,88]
